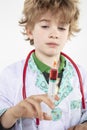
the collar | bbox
[32,52,66,73]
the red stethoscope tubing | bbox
[22,49,86,126]
[22,49,35,99]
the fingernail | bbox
[52,104,55,109]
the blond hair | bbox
[19,0,80,45]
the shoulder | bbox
[64,55,87,84]
[0,60,26,102]
[63,53,87,80]
[0,60,25,88]
[0,60,25,75]
[76,64,87,83]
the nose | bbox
[49,28,59,39]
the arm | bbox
[0,94,55,129]
[0,107,19,129]
[68,122,87,130]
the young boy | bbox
[0,0,87,130]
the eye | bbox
[41,25,49,28]
[58,27,66,31]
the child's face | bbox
[27,11,69,57]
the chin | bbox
[47,50,59,56]
[46,52,58,57]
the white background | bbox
[0,0,87,72]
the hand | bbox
[68,122,87,130]
[12,94,59,120]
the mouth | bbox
[46,42,59,48]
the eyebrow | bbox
[39,19,50,22]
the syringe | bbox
[47,60,58,115]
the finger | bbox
[54,95,59,100]
[26,98,43,119]
[43,112,52,120]
[30,94,55,109]
[17,100,36,118]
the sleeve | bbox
[0,61,24,130]
[0,61,24,117]
[78,65,87,123]
[0,66,17,116]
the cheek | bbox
[33,33,42,46]
[34,31,47,43]
[62,32,69,41]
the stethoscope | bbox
[22,49,86,129]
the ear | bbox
[26,28,33,40]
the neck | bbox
[35,51,60,68]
